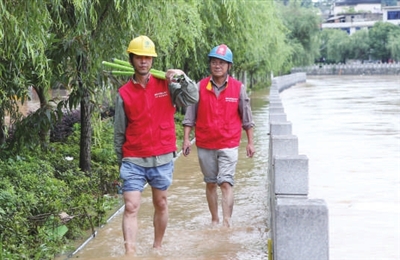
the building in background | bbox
[321,0,400,34]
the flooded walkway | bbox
[68,89,271,259]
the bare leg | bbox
[206,182,219,225]
[220,182,234,227]
[122,191,141,255]
[152,187,168,249]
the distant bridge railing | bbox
[291,63,400,75]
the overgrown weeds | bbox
[0,109,185,259]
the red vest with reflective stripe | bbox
[195,76,242,149]
[119,76,177,157]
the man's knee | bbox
[206,182,218,191]
[152,191,168,211]
[153,198,168,212]
[124,200,140,215]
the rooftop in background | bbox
[335,0,382,5]
[321,0,400,35]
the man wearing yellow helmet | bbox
[114,35,198,255]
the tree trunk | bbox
[80,89,92,172]
[77,54,92,173]
[0,114,5,145]
[35,86,50,144]
[250,72,254,89]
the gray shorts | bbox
[197,147,238,186]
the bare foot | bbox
[152,245,164,256]
[222,218,231,228]
[211,216,219,226]
[153,242,163,250]
[124,241,136,256]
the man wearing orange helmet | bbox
[182,44,255,228]
[114,35,198,255]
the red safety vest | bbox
[119,76,177,157]
[195,76,242,149]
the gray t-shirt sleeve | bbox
[182,82,200,127]
[182,103,197,127]
[113,93,126,164]
[238,84,255,130]
[169,74,199,108]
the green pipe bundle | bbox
[102,58,166,79]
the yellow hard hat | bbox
[126,35,157,57]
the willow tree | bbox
[195,0,291,85]
[2,0,293,167]
[45,0,145,172]
[348,29,370,61]
[45,0,209,172]
[388,32,400,61]
[229,0,291,80]
[0,1,54,148]
[195,0,254,79]
[278,1,322,67]
[324,29,351,63]
[121,0,206,81]
[369,21,400,62]
[1,0,213,168]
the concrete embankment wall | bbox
[268,72,329,260]
[291,63,400,75]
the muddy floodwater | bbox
[58,89,271,259]
[280,75,400,260]
[48,75,399,259]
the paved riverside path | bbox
[69,89,271,260]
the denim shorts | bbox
[197,147,238,186]
[120,161,174,192]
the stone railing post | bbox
[268,73,329,260]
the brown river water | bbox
[280,75,400,260]
[19,75,399,259]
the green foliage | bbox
[319,29,351,63]
[369,21,400,62]
[1,0,292,156]
[318,22,400,64]
[278,1,322,67]
[387,32,400,61]
[0,120,121,258]
[175,112,185,146]
[8,102,64,153]
[0,159,71,259]
[0,0,59,150]
[348,29,370,61]
[0,111,185,258]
